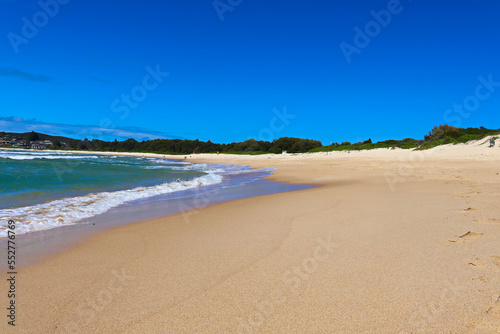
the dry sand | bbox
[2,138,500,333]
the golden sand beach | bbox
[2,138,500,333]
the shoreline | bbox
[0,152,312,267]
[2,137,500,187]
[1,142,500,332]
[3,177,312,268]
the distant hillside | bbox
[0,131,77,144]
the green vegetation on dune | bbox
[311,138,421,152]
[312,125,498,153]
[416,125,499,150]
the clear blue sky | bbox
[1,0,499,144]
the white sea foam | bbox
[0,151,99,160]
[1,154,100,160]
[0,150,274,237]
[0,172,223,237]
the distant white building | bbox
[31,142,47,149]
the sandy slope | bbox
[1,138,500,333]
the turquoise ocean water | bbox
[0,150,277,237]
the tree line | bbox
[57,136,323,154]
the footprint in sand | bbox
[459,231,483,240]
[463,207,477,212]
[465,191,482,195]
[468,255,500,272]
[486,295,500,319]
[448,231,483,243]
[473,217,500,224]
